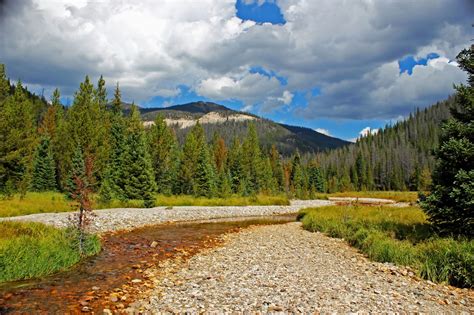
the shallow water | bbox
[0,214,295,314]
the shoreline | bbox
[1,199,335,233]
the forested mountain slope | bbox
[137,101,349,155]
[315,97,454,192]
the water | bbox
[0,215,296,314]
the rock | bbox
[109,295,119,303]
[133,223,472,313]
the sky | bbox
[0,0,472,141]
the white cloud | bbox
[315,128,331,136]
[0,0,471,119]
[359,127,379,137]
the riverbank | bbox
[137,222,473,313]
[1,200,334,233]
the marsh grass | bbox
[0,221,100,282]
[299,205,473,288]
[0,192,289,217]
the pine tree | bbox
[0,64,10,105]
[61,76,109,186]
[100,83,127,200]
[421,45,474,237]
[228,137,245,194]
[308,161,325,193]
[0,80,37,192]
[66,146,86,199]
[96,75,107,110]
[242,123,262,195]
[177,129,198,194]
[269,145,284,192]
[30,137,57,191]
[193,144,216,197]
[149,114,178,195]
[290,151,305,197]
[121,105,156,206]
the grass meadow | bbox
[299,205,473,288]
[0,192,289,217]
[0,221,100,282]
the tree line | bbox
[314,97,454,192]
[0,65,325,205]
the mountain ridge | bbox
[131,101,350,155]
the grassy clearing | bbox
[0,192,74,217]
[313,191,419,203]
[97,193,289,208]
[0,221,100,282]
[299,205,473,288]
[0,192,289,217]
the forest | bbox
[0,63,456,206]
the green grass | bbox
[0,192,289,217]
[0,221,100,282]
[0,192,74,217]
[313,191,419,203]
[299,205,473,288]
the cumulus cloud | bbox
[0,0,472,119]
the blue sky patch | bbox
[398,53,440,75]
[236,0,286,25]
[249,66,287,85]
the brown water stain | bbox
[0,215,295,314]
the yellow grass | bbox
[0,192,289,217]
[0,192,74,217]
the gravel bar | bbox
[139,222,473,313]
[0,199,333,233]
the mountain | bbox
[135,101,349,155]
[315,97,455,192]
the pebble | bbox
[137,223,473,313]
[0,200,341,233]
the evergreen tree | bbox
[0,64,10,105]
[149,114,178,195]
[228,137,245,194]
[100,83,127,200]
[260,156,277,193]
[289,151,305,197]
[269,145,284,191]
[96,75,107,110]
[421,46,474,237]
[193,144,216,197]
[61,76,109,186]
[66,146,86,199]
[121,105,156,206]
[308,161,325,193]
[242,123,262,195]
[30,137,57,191]
[0,80,37,192]
[177,125,200,194]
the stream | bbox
[0,214,296,314]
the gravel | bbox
[138,223,473,313]
[0,199,334,233]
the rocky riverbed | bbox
[1,200,334,233]
[136,222,473,313]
